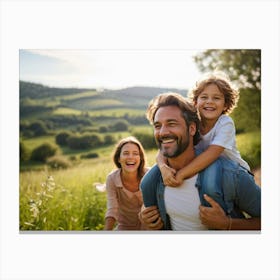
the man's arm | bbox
[139,206,163,230]
[199,194,261,230]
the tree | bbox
[193,49,261,132]
[194,49,261,90]
[20,141,30,161]
[55,131,72,146]
[111,120,129,132]
[30,143,58,162]
[29,121,48,136]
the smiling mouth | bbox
[126,161,136,166]
[203,107,215,111]
[159,137,176,144]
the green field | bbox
[20,149,158,231]
[20,130,260,231]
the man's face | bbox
[153,105,190,158]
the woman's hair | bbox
[113,136,147,179]
[146,92,201,145]
[188,71,239,114]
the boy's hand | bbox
[160,164,180,187]
[175,169,185,186]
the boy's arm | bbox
[156,150,178,186]
[176,145,225,182]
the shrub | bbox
[20,141,30,161]
[99,126,108,133]
[30,143,58,162]
[133,132,157,149]
[67,133,102,150]
[80,152,99,159]
[103,134,115,145]
[69,155,79,161]
[47,155,72,169]
[55,131,72,146]
[111,120,129,132]
[29,121,48,136]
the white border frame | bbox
[1,1,280,279]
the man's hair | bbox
[113,136,147,179]
[146,92,200,145]
[188,71,239,114]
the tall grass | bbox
[20,131,260,231]
[20,159,113,231]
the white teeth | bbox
[162,139,174,143]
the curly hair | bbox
[188,71,239,114]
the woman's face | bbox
[118,143,141,173]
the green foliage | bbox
[236,131,261,169]
[194,49,261,91]
[193,49,261,132]
[21,120,49,137]
[20,164,109,230]
[20,141,30,161]
[55,131,72,146]
[30,143,58,162]
[99,126,108,133]
[80,152,99,159]
[133,132,157,150]
[67,133,102,149]
[232,88,261,132]
[110,120,129,132]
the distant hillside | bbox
[20,81,187,100]
[19,81,188,122]
[20,81,96,99]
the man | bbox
[140,92,261,230]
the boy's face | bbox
[195,84,227,121]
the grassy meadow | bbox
[20,149,158,231]
[20,131,261,231]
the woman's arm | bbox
[104,173,119,229]
[104,217,116,230]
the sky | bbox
[19,49,202,90]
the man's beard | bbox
[158,135,189,158]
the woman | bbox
[104,136,149,230]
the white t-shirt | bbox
[164,175,208,231]
[195,114,250,170]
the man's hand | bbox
[199,194,229,230]
[139,206,163,230]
